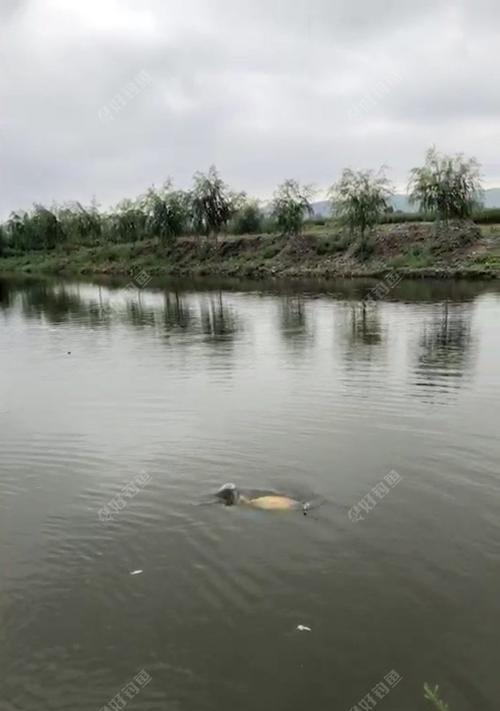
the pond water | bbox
[0,276,499,711]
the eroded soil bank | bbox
[1,222,499,280]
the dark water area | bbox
[0,275,499,710]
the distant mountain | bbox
[310,200,331,218]
[390,194,413,212]
[310,195,415,218]
[483,188,500,208]
[311,188,500,218]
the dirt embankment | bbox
[1,222,500,279]
[149,221,499,279]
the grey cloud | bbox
[1,0,499,217]
[0,0,27,21]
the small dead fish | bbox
[216,484,311,514]
[247,495,300,510]
[130,569,143,576]
[296,625,312,632]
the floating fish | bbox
[247,495,300,510]
[130,569,143,576]
[215,483,306,511]
[296,625,312,632]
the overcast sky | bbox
[1,0,499,216]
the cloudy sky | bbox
[1,0,499,216]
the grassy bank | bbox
[1,222,500,280]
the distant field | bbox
[306,207,500,227]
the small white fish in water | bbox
[130,569,143,576]
[296,625,311,632]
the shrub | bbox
[229,200,264,234]
[315,235,350,255]
[352,235,376,260]
[262,243,282,259]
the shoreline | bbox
[1,223,499,282]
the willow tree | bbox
[272,179,315,236]
[104,199,145,243]
[6,212,29,251]
[408,148,482,223]
[141,183,190,244]
[190,166,235,238]
[330,168,393,245]
[31,205,65,249]
[5,206,65,251]
[57,202,102,245]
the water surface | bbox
[1,276,499,711]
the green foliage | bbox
[58,202,102,245]
[104,199,146,243]
[191,165,235,237]
[378,206,500,225]
[472,252,500,267]
[330,168,393,240]
[315,234,351,255]
[272,179,315,236]
[6,211,28,251]
[5,206,65,251]
[408,147,483,222]
[229,200,264,234]
[305,217,327,226]
[31,205,64,249]
[473,207,500,224]
[352,234,376,260]
[380,211,431,224]
[261,214,278,234]
[423,683,449,710]
[141,184,190,243]
[390,245,434,268]
[3,201,98,251]
[261,242,282,259]
[1,158,495,258]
